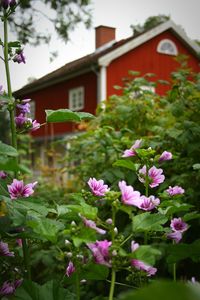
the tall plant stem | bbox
[172,240,176,281]
[173,262,176,282]
[3,15,17,151]
[3,14,31,280]
[108,206,117,300]
[144,165,149,244]
[109,269,116,300]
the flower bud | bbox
[80,279,87,284]
[9,0,16,7]
[112,250,117,256]
[66,252,73,258]
[65,239,71,246]
[106,218,113,225]
[1,0,10,9]
[71,221,76,227]
[114,227,118,235]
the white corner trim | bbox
[99,66,107,102]
[98,20,200,67]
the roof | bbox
[15,20,200,97]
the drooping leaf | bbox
[46,109,81,123]
[75,111,95,120]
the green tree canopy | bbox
[2,0,92,45]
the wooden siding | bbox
[24,71,97,137]
[107,30,200,97]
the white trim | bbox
[99,66,107,101]
[157,39,178,55]
[98,20,200,67]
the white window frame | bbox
[29,100,35,119]
[68,86,84,111]
[157,39,178,56]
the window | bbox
[157,39,178,56]
[69,86,84,111]
[29,100,35,119]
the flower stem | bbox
[3,13,31,281]
[3,14,18,152]
[109,269,116,300]
[173,262,176,282]
[108,206,117,300]
[22,238,31,280]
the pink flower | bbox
[0,241,14,257]
[122,139,142,157]
[0,171,7,179]
[118,180,141,206]
[31,120,40,131]
[87,178,110,196]
[65,261,75,277]
[16,239,22,247]
[131,240,139,252]
[167,231,182,243]
[159,151,172,162]
[138,195,160,211]
[7,179,37,200]
[130,240,157,276]
[0,279,22,297]
[166,186,185,196]
[87,240,112,267]
[81,216,106,235]
[131,259,157,276]
[170,218,188,233]
[138,165,165,188]
[16,102,30,114]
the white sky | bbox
[0,0,200,92]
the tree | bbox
[1,0,92,45]
[131,14,170,36]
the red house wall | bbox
[107,30,200,97]
[25,71,97,137]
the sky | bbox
[0,0,200,92]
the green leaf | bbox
[130,245,161,265]
[82,263,109,280]
[72,227,97,247]
[0,141,18,157]
[75,111,95,120]
[46,109,81,123]
[67,202,98,220]
[113,159,138,171]
[166,239,200,263]
[183,211,200,221]
[8,41,21,48]
[119,280,198,300]
[132,212,168,232]
[26,217,64,243]
[13,280,75,300]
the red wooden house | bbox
[15,20,200,143]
